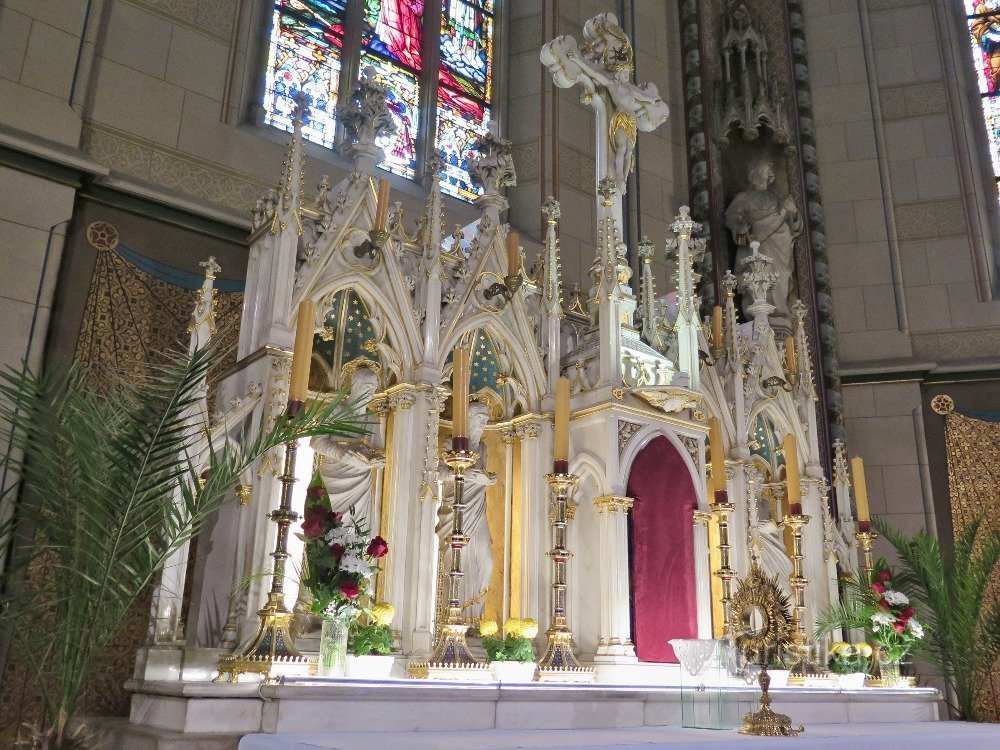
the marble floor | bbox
[237,722,1000,749]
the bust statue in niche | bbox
[725,159,801,325]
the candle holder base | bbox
[216,595,312,682]
[536,629,595,682]
[408,622,491,680]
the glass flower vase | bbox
[878,654,903,687]
[318,613,350,677]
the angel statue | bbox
[310,365,386,532]
[435,400,497,622]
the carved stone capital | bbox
[594,494,634,514]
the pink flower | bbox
[901,606,915,619]
[301,508,325,538]
[893,621,906,634]
[330,543,345,562]
[871,582,885,594]
[878,599,890,611]
[339,578,359,599]
[367,536,389,558]
[307,485,326,500]
[879,570,891,582]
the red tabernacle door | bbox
[627,436,699,662]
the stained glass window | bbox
[263,0,496,201]
[966,1,1000,194]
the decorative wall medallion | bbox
[87,221,119,251]
[930,394,954,415]
[617,420,642,456]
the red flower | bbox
[307,485,326,500]
[301,508,326,538]
[901,606,915,619]
[339,578,360,599]
[330,543,345,562]
[893,621,906,634]
[879,570,891,582]
[871,582,885,594]
[326,509,343,525]
[878,599,890,610]
[367,536,389,558]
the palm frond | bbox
[0,343,363,744]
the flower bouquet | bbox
[346,602,396,679]
[299,474,388,676]
[817,558,924,687]
[480,618,538,682]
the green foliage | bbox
[348,620,394,656]
[482,634,535,663]
[828,648,870,675]
[0,343,361,747]
[874,516,1000,721]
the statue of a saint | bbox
[725,160,801,322]
[310,366,385,532]
[436,401,496,622]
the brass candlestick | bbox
[855,528,877,582]
[409,448,491,679]
[218,410,311,682]
[537,471,594,681]
[712,492,736,637]
[784,512,813,681]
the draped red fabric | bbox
[627,436,698,662]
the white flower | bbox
[339,552,373,579]
[883,590,909,606]
[907,619,924,639]
[870,612,895,630]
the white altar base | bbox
[103,678,943,749]
[237,722,1000,750]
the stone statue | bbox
[436,401,496,622]
[310,366,385,532]
[541,12,669,187]
[725,159,801,322]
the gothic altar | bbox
[107,12,939,748]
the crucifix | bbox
[541,12,669,227]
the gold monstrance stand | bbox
[218,300,318,682]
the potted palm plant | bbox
[481,617,538,682]
[346,602,396,679]
[0,344,361,748]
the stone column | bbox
[693,510,713,639]
[400,385,442,658]
[592,495,637,662]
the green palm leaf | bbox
[0,342,362,746]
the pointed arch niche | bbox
[627,436,698,663]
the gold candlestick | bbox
[784,512,813,681]
[409,449,491,680]
[537,471,594,681]
[855,529,877,583]
[711,492,736,637]
[217,432,310,682]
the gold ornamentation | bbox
[941,405,1000,719]
[617,420,642,456]
[87,221,119,251]
[236,484,252,507]
[409,450,491,680]
[729,563,802,737]
[612,387,626,400]
[537,472,595,682]
[593,495,634,514]
[931,394,954,414]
